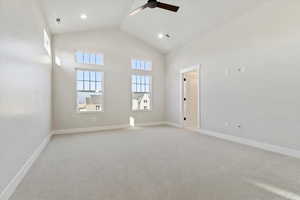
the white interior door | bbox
[183,70,199,129]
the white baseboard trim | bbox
[0,134,51,200]
[53,124,130,135]
[198,129,300,159]
[164,121,183,128]
[53,121,167,135]
[164,121,300,160]
[135,121,166,127]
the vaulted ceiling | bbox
[40,0,268,53]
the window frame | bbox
[131,73,153,112]
[75,51,104,66]
[43,29,51,57]
[131,59,152,71]
[75,68,105,114]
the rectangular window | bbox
[76,69,104,112]
[131,59,152,71]
[43,29,51,56]
[131,75,151,111]
[75,52,104,65]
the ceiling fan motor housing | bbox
[147,0,158,8]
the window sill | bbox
[132,109,152,112]
[76,110,104,114]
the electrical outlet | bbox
[236,124,242,129]
[237,67,245,73]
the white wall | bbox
[0,0,52,193]
[166,0,300,150]
[52,29,165,130]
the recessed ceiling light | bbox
[80,14,87,20]
[158,33,164,39]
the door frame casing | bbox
[179,64,202,129]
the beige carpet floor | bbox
[10,126,300,200]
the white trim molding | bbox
[135,121,166,127]
[164,121,183,128]
[53,121,166,135]
[0,134,51,200]
[164,122,300,160]
[53,124,130,135]
[198,129,300,159]
[179,64,203,129]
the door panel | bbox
[183,71,198,128]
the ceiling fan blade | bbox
[157,2,179,12]
[129,4,148,16]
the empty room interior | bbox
[1,0,300,199]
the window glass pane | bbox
[131,59,152,71]
[76,52,103,65]
[84,71,90,81]
[137,84,141,92]
[76,52,84,64]
[141,84,145,92]
[131,75,152,111]
[145,61,152,71]
[145,94,151,110]
[136,60,141,70]
[90,54,96,65]
[77,92,86,105]
[77,81,84,90]
[132,60,136,69]
[90,72,96,81]
[77,70,104,112]
[96,55,103,65]
[77,70,84,80]
[136,75,140,84]
[132,84,136,92]
[95,72,101,82]
[99,82,102,91]
[140,61,145,70]
[140,76,145,84]
[132,75,136,83]
[84,81,90,90]
[90,82,96,91]
[84,53,90,64]
[145,85,150,92]
[145,76,150,85]
[96,82,101,91]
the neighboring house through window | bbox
[131,58,152,111]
